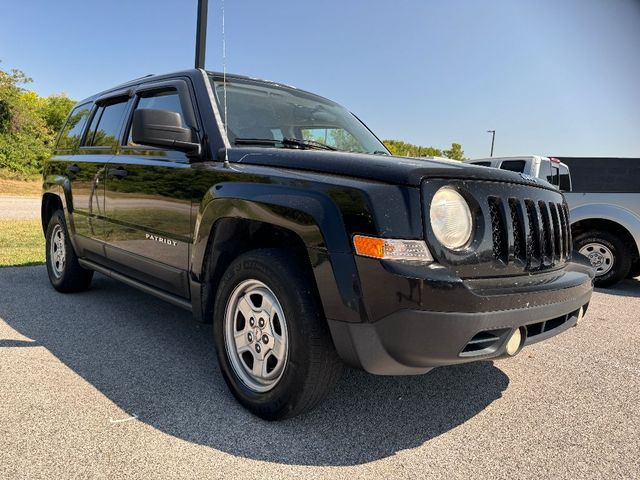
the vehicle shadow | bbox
[0,266,509,466]
[595,278,640,298]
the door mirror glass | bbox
[131,108,200,155]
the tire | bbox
[574,230,632,288]
[45,210,93,293]
[628,260,640,279]
[212,248,342,420]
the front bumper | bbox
[328,258,594,375]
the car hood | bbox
[227,148,556,190]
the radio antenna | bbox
[221,0,229,164]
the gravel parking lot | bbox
[0,196,40,220]
[1,266,638,479]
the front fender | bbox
[570,203,640,250]
[191,182,366,323]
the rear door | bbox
[67,97,129,258]
[102,79,200,297]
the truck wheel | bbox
[212,248,342,420]
[628,260,640,279]
[45,210,93,292]
[574,230,631,287]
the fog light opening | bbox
[505,327,525,356]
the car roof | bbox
[74,69,325,107]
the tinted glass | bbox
[210,75,388,154]
[85,100,128,147]
[471,161,492,167]
[559,164,571,192]
[301,127,362,151]
[83,106,103,146]
[500,160,526,173]
[57,104,91,150]
[128,90,186,145]
[550,165,560,185]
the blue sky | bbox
[1,0,639,158]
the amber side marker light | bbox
[353,235,434,262]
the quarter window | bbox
[56,103,92,150]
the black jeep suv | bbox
[42,69,594,419]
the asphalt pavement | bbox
[0,266,638,479]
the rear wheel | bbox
[213,249,342,420]
[45,211,93,292]
[574,230,631,287]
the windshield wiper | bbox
[234,137,337,151]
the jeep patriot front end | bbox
[42,70,594,419]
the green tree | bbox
[0,63,75,176]
[383,139,465,161]
[443,142,465,161]
[383,139,442,158]
[42,95,76,132]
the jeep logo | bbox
[145,233,178,247]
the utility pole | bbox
[487,130,496,157]
[195,0,208,69]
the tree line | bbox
[0,65,75,177]
[0,65,465,177]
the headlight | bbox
[429,186,473,250]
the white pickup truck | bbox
[466,155,640,287]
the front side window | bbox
[84,100,128,147]
[209,75,388,154]
[57,103,91,150]
[559,164,571,191]
[550,165,560,186]
[127,89,187,145]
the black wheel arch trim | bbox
[190,183,368,324]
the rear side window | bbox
[56,104,91,150]
[84,100,128,147]
[500,160,526,173]
[471,161,491,167]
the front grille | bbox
[488,197,572,272]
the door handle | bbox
[66,165,81,174]
[108,168,128,178]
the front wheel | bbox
[628,260,640,279]
[213,249,342,420]
[574,230,631,287]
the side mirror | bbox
[131,108,201,156]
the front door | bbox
[102,80,200,298]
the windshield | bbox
[209,75,388,154]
